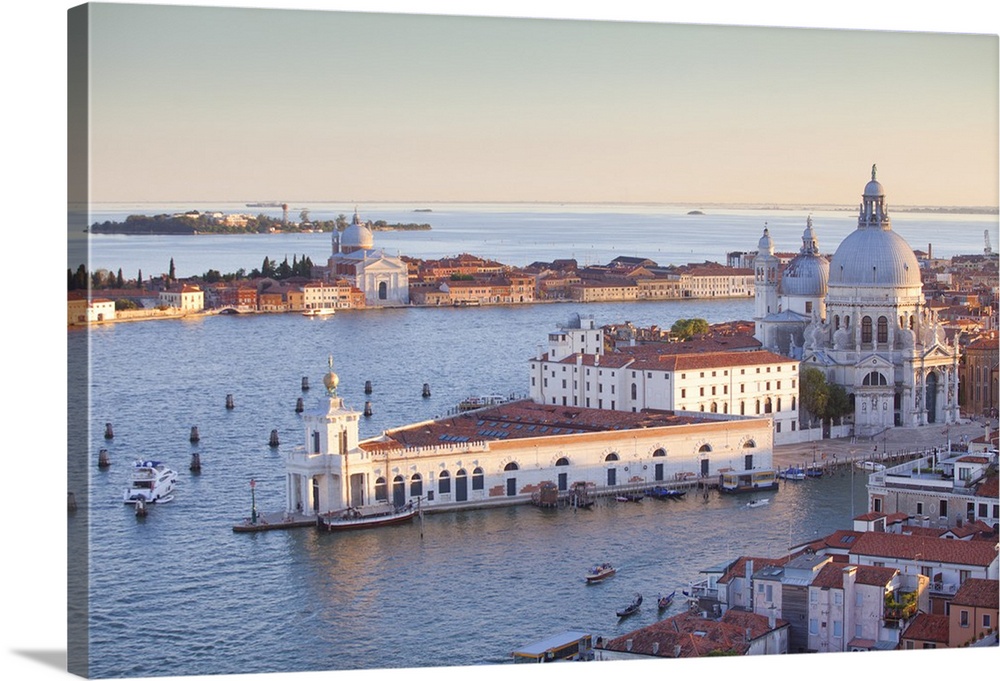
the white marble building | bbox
[327,209,409,306]
[753,167,961,436]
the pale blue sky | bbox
[80,2,999,206]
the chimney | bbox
[673,644,682,658]
[928,243,932,259]
[652,642,659,655]
[625,639,633,652]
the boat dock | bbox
[232,511,315,533]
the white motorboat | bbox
[302,308,336,317]
[746,498,770,508]
[123,460,177,504]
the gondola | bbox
[616,593,642,618]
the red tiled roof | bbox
[902,613,950,644]
[717,556,787,584]
[854,565,900,587]
[849,532,999,567]
[362,400,709,451]
[600,609,786,658]
[975,475,998,498]
[951,578,999,608]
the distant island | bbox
[89,212,432,235]
[687,210,704,215]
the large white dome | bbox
[828,166,921,289]
[828,228,921,287]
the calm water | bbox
[74,300,874,679]
[77,202,998,278]
[70,205,995,678]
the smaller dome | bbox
[779,254,829,297]
[757,226,774,253]
[863,163,884,197]
[864,179,885,197]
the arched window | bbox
[755,400,761,414]
[374,477,387,501]
[862,371,887,386]
[764,398,773,414]
[410,474,423,498]
[877,316,888,344]
[740,401,746,415]
[834,315,840,330]
[504,462,519,471]
[438,470,451,494]
[472,467,484,490]
[631,383,637,400]
[844,315,851,329]
[792,396,797,411]
[378,281,388,300]
[698,444,712,453]
[652,449,666,457]
[776,397,782,412]
[861,316,873,343]
[723,403,728,414]
[710,402,718,413]
[743,439,756,448]
[604,453,619,462]
[555,457,570,466]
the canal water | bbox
[70,301,874,679]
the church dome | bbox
[828,228,921,287]
[828,166,921,289]
[779,216,829,297]
[341,209,374,252]
[757,226,774,253]
[780,254,829,296]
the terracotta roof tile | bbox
[601,609,785,658]
[849,532,999,567]
[951,578,999,608]
[902,613,950,644]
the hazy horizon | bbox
[81,3,999,208]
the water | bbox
[79,202,998,278]
[75,300,874,679]
[70,204,995,678]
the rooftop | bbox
[362,399,712,451]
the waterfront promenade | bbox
[772,418,997,471]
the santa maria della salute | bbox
[754,165,961,436]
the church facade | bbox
[753,167,960,437]
[326,209,410,307]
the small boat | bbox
[456,394,512,412]
[778,467,806,481]
[616,493,643,502]
[586,563,616,583]
[746,498,770,508]
[657,591,676,611]
[855,460,886,472]
[123,460,177,504]
[302,307,336,317]
[317,501,417,532]
[646,486,686,499]
[616,593,642,618]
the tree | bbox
[299,209,310,223]
[799,367,830,425]
[168,258,176,281]
[335,214,348,231]
[137,269,143,289]
[670,318,709,341]
[116,268,124,288]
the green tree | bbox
[300,209,310,223]
[670,318,709,341]
[137,268,143,289]
[335,213,348,231]
[114,298,138,311]
[799,368,830,425]
[168,258,176,281]
[116,268,124,288]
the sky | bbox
[76,1,999,207]
[3,4,999,681]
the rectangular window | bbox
[855,624,863,638]
[833,592,843,605]
[810,590,818,604]
[765,584,773,601]
[856,593,863,607]
[833,621,842,638]
[681,389,686,398]
[916,502,924,515]
[960,610,970,627]
[809,619,818,635]
[984,614,993,629]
